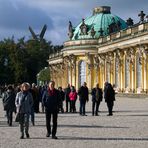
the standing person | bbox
[32,83,40,113]
[104,82,115,116]
[78,82,89,116]
[64,84,71,112]
[91,83,103,116]
[58,87,65,113]
[69,86,77,113]
[29,84,35,126]
[2,85,16,126]
[15,82,33,139]
[42,81,59,139]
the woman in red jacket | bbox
[69,86,77,113]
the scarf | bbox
[48,88,55,96]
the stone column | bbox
[85,52,92,90]
[144,50,148,93]
[131,49,136,93]
[70,54,76,87]
[94,55,99,84]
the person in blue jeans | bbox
[78,82,89,116]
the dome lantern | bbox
[93,6,111,15]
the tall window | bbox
[106,63,110,83]
[79,61,86,87]
[125,58,130,88]
[115,58,119,88]
[136,53,142,88]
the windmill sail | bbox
[40,25,47,40]
[29,26,38,40]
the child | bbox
[69,86,77,113]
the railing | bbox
[100,22,148,43]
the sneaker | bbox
[52,136,58,139]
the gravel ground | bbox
[0,97,148,148]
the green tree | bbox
[37,67,50,84]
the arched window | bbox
[79,61,86,87]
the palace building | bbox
[48,6,148,94]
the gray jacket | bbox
[15,91,33,114]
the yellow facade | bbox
[48,21,148,94]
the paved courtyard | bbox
[0,97,148,148]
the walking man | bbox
[42,81,59,139]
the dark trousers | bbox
[92,101,100,115]
[107,101,114,115]
[6,110,13,125]
[30,107,35,125]
[79,100,86,115]
[58,101,64,113]
[66,100,71,112]
[45,111,58,136]
[19,113,30,135]
[70,100,76,112]
[34,100,39,113]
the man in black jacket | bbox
[91,83,103,116]
[64,84,71,112]
[42,81,59,139]
[78,82,89,116]
[104,82,115,116]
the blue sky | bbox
[0,0,147,45]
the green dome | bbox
[72,6,127,40]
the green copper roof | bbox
[72,6,127,40]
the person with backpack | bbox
[2,85,16,126]
[104,82,115,116]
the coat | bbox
[91,88,103,102]
[104,84,115,102]
[2,91,16,111]
[69,91,77,101]
[78,86,89,102]
[64,87,71,101]
[42,88,60,113]
[15,91,33,114]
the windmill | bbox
[29,24,47,41]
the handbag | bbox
[15,112,21,122]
